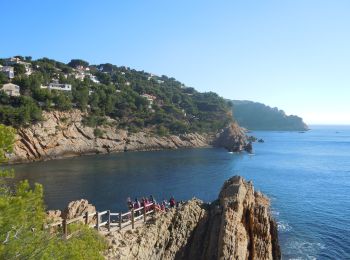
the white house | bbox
[89,75,100,84]
[141,94,156,109]
[74,72,85,81]
[41,80,72,91]
[49,82,71,91]
[0,66,15,79]
[1,83,20,96]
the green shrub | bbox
[82,116,107,128]
[93,128,104,138]
[156,125,169,136]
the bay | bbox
[11,126,350,259]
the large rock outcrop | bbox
[7,110,249,163]
[104,176,280,260]
[46,199,96,224]
[213,122,251,153]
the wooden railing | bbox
[46,203,156,239]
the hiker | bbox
[127,197,133,211]
[144,197,150,211]
[160,201,166,212]
[163,199,169,209]
[169,196,176,208]
[134,198,140,216]
[149,195,156,204]
[154,202,162,212]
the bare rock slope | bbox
[8,110,248,163]
[105,176,280,260]
[8,110,209,163]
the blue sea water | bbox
[11,126,350,259]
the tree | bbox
[53,92,72,111]
[13,64,26,75]
[73,83,89,110]
[95,72,112,85]
[0,125,107,259]
[0,124,15,164]
[68,59,89,68]
[0,72,9,84]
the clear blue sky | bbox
[1,0,350,124]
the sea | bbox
[11,125,350,259]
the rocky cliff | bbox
[8,110,248,163]
[105,176,280,260]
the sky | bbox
[1,0,350,124]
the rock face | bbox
[62,199,96,220]
[7,110,210,163]
[46,199,96,224]
[7,110,249,163]
[213,122,250,152]
[105,176,280,260]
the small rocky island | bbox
[49,176,280,260]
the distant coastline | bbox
[232,100,308,131]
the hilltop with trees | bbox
[231,100,308,131]
[0,56,233,135]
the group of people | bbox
[126,195,178,214]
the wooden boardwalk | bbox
[46,203,156,239]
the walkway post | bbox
[107,210,111,231]
[143,206,147,222]
[63,219,67,239]
[95,211,99,231]
[119,212,122,230]
[85,212,89,225]
[131,209,135,229]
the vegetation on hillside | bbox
[0,124,107,259]
[232,100,308,131]
[0,57,233,134]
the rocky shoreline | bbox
[104,176,280,260]
[48,176,280,260]
[7,110,250,164]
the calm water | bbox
[11,126,350,259]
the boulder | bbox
[62,199,96,220]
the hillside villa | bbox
[141,94,156,109]
[1,83,21,96]
[0,65,15,79]
[41,79,72,91]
